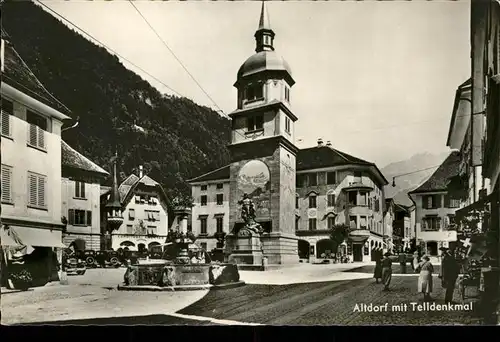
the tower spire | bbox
[254,1,275,53]
[258,0,271,31]
[106,152,121,210]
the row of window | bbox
[297,192,380,211]
[200,183,224,191]
[126,209,160,221]
[297,172,337,187]
[198,216,224,234]
[200,194,224,206]
[134,195,159,205]
[422,194,460,209]
[1,99,48,151]
[125,224,157,235]
[1,165,46,209]
[421,215,456,231]
[243,82,291,103]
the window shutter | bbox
[29,124,37,146]
[68,209,75,225]
[1,111,10,136]
[37,127,45,149]
[38,175,46,207]
[422,197,428,209]
[86,211,92,226]
[1,165,12,203]
[28,173,37,206]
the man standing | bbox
[439,247,460,304]
[398,250,407,274]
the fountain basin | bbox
[118,262,244,291]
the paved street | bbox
[1,265,483,325]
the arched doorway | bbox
[298,240,310,259]
[427,241,438,256]
[120,241,135,248]
[148,241,161,251]
[138,243,147,253]
[316,239,335,258]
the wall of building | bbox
[61,177,101,250]
[110,191,168,250]
[296,168,385,234]
[411,192,458,257]
[191,180,230,251]
[1,98,63,226]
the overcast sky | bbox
[41,0,471,168]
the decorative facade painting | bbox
[237,160,271,219]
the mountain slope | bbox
[2,1,231,199]
[381,151,451,206]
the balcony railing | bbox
[27,124,46,151]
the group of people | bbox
[373,247,461,303]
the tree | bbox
[328,224,351,254]
[134,220,146,235]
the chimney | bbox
[139,165,144,178]
[326,141,332,147]
[317,138,324,146]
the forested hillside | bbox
[2,1,231,200]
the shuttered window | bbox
[27,172,47,209]
[1,99,13,137]
[68,209,92,226]
[26,111,47,150]
[1,164,13,203]
[27,124,46,150]
[75,181,86,199]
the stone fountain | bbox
[118,202,244,291]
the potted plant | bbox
[10,269,33,291]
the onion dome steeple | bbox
[254,1,275,53]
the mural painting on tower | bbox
[236,160,271,220]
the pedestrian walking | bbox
[412,252,419,272]
[373,250,382,283]
[398,250,407,274]
[381,252,393,291]
[416,255,434,301]
[439,247,459,304]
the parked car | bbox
[82,250,97,268]
[63,251,86,276]
[95,250,121,268]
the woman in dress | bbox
[412,252,420,272]
[417,255,434,301]
[381,252,393,291]
[373,250,382,283]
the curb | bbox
[117,281,245,292]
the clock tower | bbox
[227,1,299,265]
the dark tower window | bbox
[285,86,290,102]
[246,83,264,101]
[247,115,264,131]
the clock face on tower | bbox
[237,160,271,217]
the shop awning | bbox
[1,227,22,247]
[10,226,66,248]
[455,193,493,218]
[349,235,369,244]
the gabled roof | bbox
[116,173,166,206]
[61,141,108,177]
[2,28,71,116]
[409,151,461,194]
[296,146,372,170]
[118,174,140,203]
[188,144,388,185]
[187,165,231,183]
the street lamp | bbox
[104,152,123,250]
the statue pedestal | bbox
[225,233,264,268]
